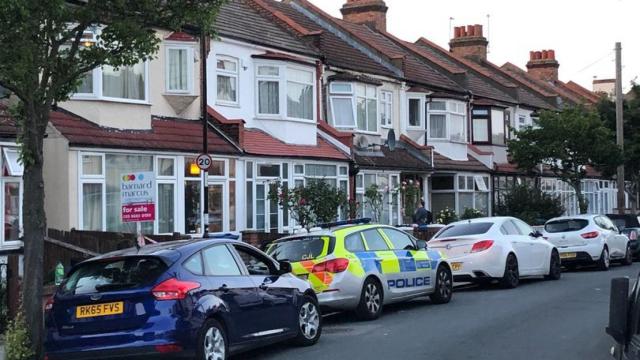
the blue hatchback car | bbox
[44,237,322,360]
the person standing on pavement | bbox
[412,199,432,225]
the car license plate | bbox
[451,262,463,271]
[560,252,576,259]
[76,302,124,319]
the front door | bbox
[207,182,226,233]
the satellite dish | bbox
[355,135,369,150]
[386,129,396,151]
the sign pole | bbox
[201,28,210,238]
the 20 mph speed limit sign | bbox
[196,153,213,171]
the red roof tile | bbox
[49,109,242,155]
[165,32,197,42]
[433,151,490,172]
[564,81,601,104]
[243,128,349,161]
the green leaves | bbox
[508,106,622,213]
[495,184,565,225]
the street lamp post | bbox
[201,29,209,238]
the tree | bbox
[269,180,347,230]
[598,84,640,211]
[364,184,384,223]
[508,107,621,214]
[0,0,226,356]
[495,184,565,225]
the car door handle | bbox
[217,284,230,293]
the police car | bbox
[266,219,453,320]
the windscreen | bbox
[267,236,328,262]
[544,219,589,233]
[61,257,167,295]
[434,222,493,239]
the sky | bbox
[308,0,639,92]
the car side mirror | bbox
[277,260,292,275]
[530,231,543,238]
[416,239,428,250]
[606,277,630,345]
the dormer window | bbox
[255,63,315,121]
[329,82,378,132]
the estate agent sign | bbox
[121,171,156,223]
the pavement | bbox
[237,262,640,360]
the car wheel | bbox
[597,247,610,271]
[545,251,562,280]
[197,319,227,360]
[622,245,633,266]
[499,254,519,289]
[355,278,383,321]
[294,295,322,346]
[430,265,453,304]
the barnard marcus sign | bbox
[121,172,155,223]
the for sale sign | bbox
[121,171,156,223]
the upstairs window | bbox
[380,91,393,127]
[408,97,422,128]
[423,99,467,142]
[216,55,238,104]
[166,46,194,94]
[472,108,490,143]
[491,109,506,145]
[329,82,378,132]
[255,63,314,121]
[102,63,146,101]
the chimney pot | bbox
[467,25,475,37]
[548,49,555,60]
[542,50,549,59]
[535,51,542,60]
[529,51,535,61]
[454,26,461,38]
[474,24,482,37]
[527,49,560,82]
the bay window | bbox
[166,46,194,93]
[423,99,467,142]
[380,91,393,127]
[430,174,490,216]
[216,55,239,104]
[472,108,490,143]
[491,109,506,145]
[72,62,148,102]
[329,82,378,132]
[408,97,422,128]
[255,63,315,121]
[355,172,400,225]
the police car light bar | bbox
[319,218,372,229]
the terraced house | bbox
[0,0,626,256]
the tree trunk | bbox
[573,180,588,214]
[21,103,48,358]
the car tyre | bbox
[197,318,227,360]
[355,278,383,321]
[430,265,453,304]
[622,245,633,266]
[499,254,519,289]
[294,295,322,346]
[545,250,562,280]
[597,246,610,271]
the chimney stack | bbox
[449,24,488,61]
[526,49,560,82]
[340,0,388,32]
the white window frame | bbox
[254,61,316,123]
[380,90,393,128]
[71,62,150,104]
[78,153,107,231]
[456,173,491,215]
[355,171,400,225]
[407,94,425,130]
[215,54,239,106]
[426,99,467,142]
[355,83,378,133]
[155,156,178,234]
[165,44,195,95]
[329,82,356,129]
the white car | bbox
[429,217,561,288]
[542,214,632,270]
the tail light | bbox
[312,258,349,273]
[581,231,599,239]
[471,240,494,253]
[152,278,200,301]
[44,297,54,312]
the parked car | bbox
[607,213,640,260]
[45,236,322,360]
[428,217,561,288]
[606,274,640,360]
[542,214,632,270]
[266,219,453,321]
